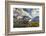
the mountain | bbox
[32,16,39,22]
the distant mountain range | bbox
[32,16,39,22]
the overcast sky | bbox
[13,8,39,19]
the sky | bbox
[23,8,39,18]
[13,8,39,20]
